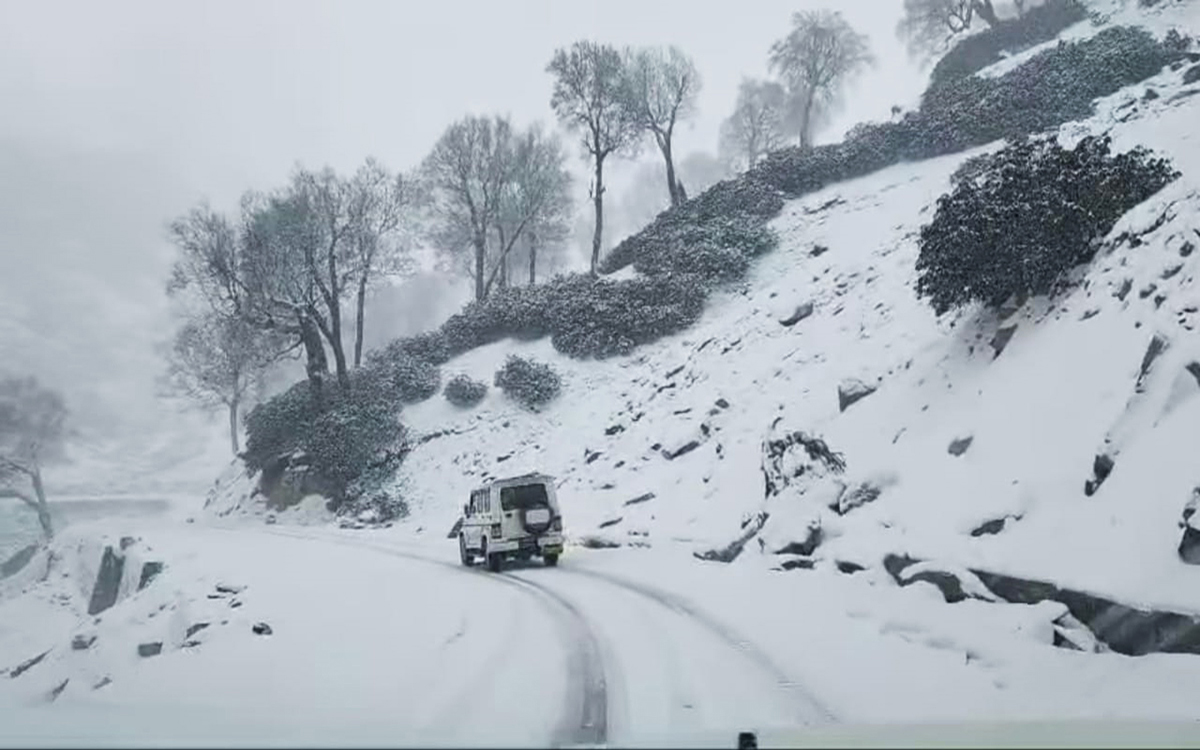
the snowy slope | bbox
[389,7,1200,615]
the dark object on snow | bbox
[780,558,816,571]
[834,482,882,515]
[598,517,623,529]
[836,560,866,574]
[605,424,624,436]
[662,440,701,460]
[810,245,829,258]
[138,562,164,591]
[715,398,730,409]
[585,450,602,464]
[48,678,69,702]
[443,374,488,408]
[738,730,758,750]
[779,302,814,327]
[1181,241,1195,258]
[1137,334,1170,392]
[1179,526,1200,565]
[446,517,463,539]
[695,512,769,564]
[137,642,163,658]
[1084,453,1116,496]
[1115,278,1133,301]
[93,677,112,690]
[775,524,823,557]
[1,543,39,579]
[624,492,655,507]
[8,649,51,678]
[971,517,1011,537]
[185,622,211,639]
[252,622,273,636]
[991,325,1018,359]
[948,436,974,456]
[837,378,877,413]
[71,634,97,651]
[87,546,125,616]
[1183,63,1200,85]
[579,537,622,549]
[215,583,245,595]
[1143,87,1160,101]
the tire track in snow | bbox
[257,527,608,747]
[551,565,839,727]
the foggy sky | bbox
[0,0,928,489]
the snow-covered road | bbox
[263,525,834,746]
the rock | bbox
[579,536,622,549]
[624,492,655,506]
[948,436,974,456]
[836,561,866,574]
[252,622,273,636]
[810,244,829,257]
[779,302,815,327]
[695,512,769,563]
[8,649,52,678]
[715,398,730,409]
[780,558,816,571]
[605,424,624,436]
[215,583,245,595]
[1084,453,1116,497]
[185,622,211,639]
[1,543,40,579]
[990,325,1018,358]
[834,482,882,515]
[120,536,136,550]
[1162,264,1184,280]
[138,562,164,591]
[93,677,112,690]
[1140,283,1157,299]
[774,524,823,557]
[908,569,972,603]
[585,450,602,464]
[1136,334,1170,392]
[598,517,623,529]
[71,634,97,651]
[1183,63,1200,85]
[1052,612,1105,653]
[1179,525,1200,565]
[265,514,278,525]
[87,546,125,616]
[662,440,701,460]
[762,429,846,498]
[1187,363,1200,388]
[1115,278,1133,301]
[137,642,163,658]
[1181,241,1195,258]
[48,679,69,702]
[1143,87,1160,101]
[837,378,877,413]
[971,517,1010,537]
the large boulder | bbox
[837,379,877,412]
[87,546,125,616]
[258,452,339,511]
[0,543,39,579]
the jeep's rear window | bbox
[500,483,549,511]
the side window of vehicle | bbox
[469,491,478,515]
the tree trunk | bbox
[31,469,52,539]
[473,232,487,301]
[353,274,368,368]
[972,0,1000,26]
[590,156,605,276]
[528,230,538,286]
[299,314,329,405]
[799,88,817,150]
[326,304,349,392]
[228,399,240,455]
[661,138,679,206]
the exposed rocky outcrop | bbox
[779,302,815,327]
[837,378,877,412]
[87,546,125,616]
[948,436,974,456]
[695,512,769,563]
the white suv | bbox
[459,472,564,571]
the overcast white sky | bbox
[0,0,929,480]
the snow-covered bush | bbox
[915,135,1179,315]
[443,374,488,408]
[440,283,561,356]
[494,355,562,409]
[929,0,1088,85]
[361,346,441,404]
[600,176,782,276]
[243,379,316,474]
[388,330,452,367]
[550,274,708,359]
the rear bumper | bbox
[490,534,564,554]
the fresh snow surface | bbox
[6,4,1200,745]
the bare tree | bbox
[493,124,573,293]
[718,78,789,171]
[547,41,641,275]
[768,10,875,150]
[621,45,701,206]
[161,311,290,454]
[422,115,514,302]
[0,375,68,539]
[897,0,1003,60]
[345,159,416,367]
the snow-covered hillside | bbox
[385,4,1200,616]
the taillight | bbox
[551,517,562,531]
[490,523,502,537]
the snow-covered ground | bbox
[5,2,1200,745]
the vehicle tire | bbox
[459,535,474,567]
[482,538,502,573]
[543,553,559,567]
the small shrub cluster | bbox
[929,0,1089,85]
[494,355,562,409]
[443,374,488,408]
[915,135,1179,315]
[361,345,441,404]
